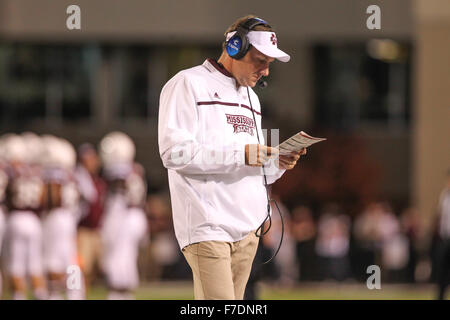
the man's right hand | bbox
[245,144,279,167]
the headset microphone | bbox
[257,78,268,88]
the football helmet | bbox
[99,131,136,167]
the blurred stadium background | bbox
[0,0,449,299]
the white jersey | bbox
[43,207,77,273]
[102,162,147,209]
[158,59,285,249]
[5,210,43,277]
[41,167,81,274]
[102,194,147,289]
[3,165,44,278]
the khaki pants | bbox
[182,232,259,300]
[77,227,102,278]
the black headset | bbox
[226,17,271,60]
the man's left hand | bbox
[276,148,307,170]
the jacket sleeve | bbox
[158,73,246,175]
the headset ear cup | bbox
[226,34,241,58]
[226,30,250,60]
[237,35,250,60]
[227,34,244,59]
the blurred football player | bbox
[3,133,47,300]
[74,143,107,293]
[41,135,85,300]
[0,136,9,298]
[99,132,149,300]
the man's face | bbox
[81,150,100,175]
[232,47,275,87]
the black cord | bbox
[247,86,284,265]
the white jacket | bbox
[158,58,285,249]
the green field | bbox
[86,281,445,300]
[2,281,447,300]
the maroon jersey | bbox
[0,164,8,205]
[42,167,80,211]
[6,164,45,213]
[77,173,108,229]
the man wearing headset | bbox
[158,15,306,300]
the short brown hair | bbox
[222,15,274,51]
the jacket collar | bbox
[203,58,237,88]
